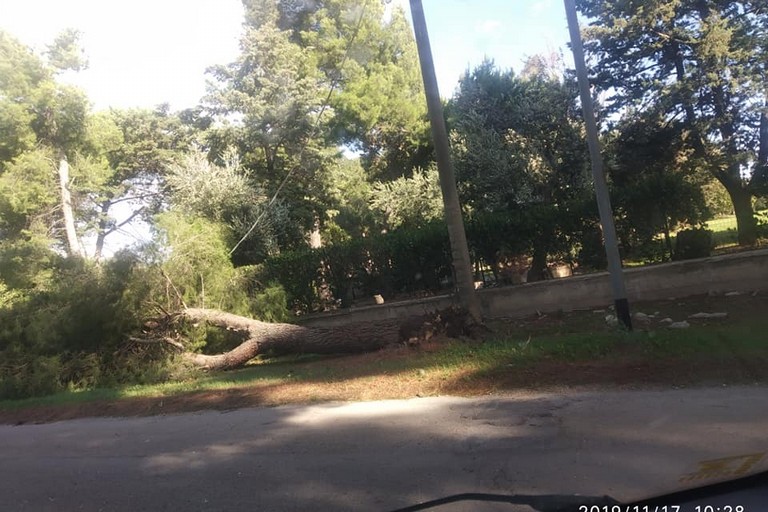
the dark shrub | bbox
[674,228,713,260]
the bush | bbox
[263,221,454,314]
[0,355,63,400]
[0,246,186,400]
[577,225,608,270]
[674,228,714,260]
[385,222,451,293]
[466,211,531,274]
[263,249,321,313]
[757,210,768,239]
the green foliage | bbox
[250,283,290,324]
[205,0,432,262]
[0,30,190,259]
[266,204,611,314]
[0,148,58,238]
[28,81,90,151]
[263,249,322,313]
[0,100,35,165]
[576,0,768,244]
[323,157,374,238]
[674,228,714,261]
[607,114,710,261]
[154,211,249,314]
[385,221,452,293]
[317,2,432,178]
[0,235,58,291]
[702,180,734,218]
[265,213,592,313]
[0,356,63,400]
[45,28,88,72]
[448,59,591,276]
[576,224,609,270]
[0,248,175,399]
[165,148,291,264]
[205,0,330,252]
[370,165,444,229]
[152,211,291,322]
[83,106,198,258]
[0,31,91,255]
[449,59,588,212]
[167,149,254,222]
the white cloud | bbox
[530,0,555,16]
[476,20,502,34]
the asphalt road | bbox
[1,386,767,511]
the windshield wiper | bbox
[388,492,618,512]
[389,470,768,512]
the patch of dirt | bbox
[1,292,766,426]
[489,291,767,338]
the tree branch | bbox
[160,268,188,310]
[128,336,185,350]
[104,207,145,237]
[182,308,267,333]
[108,192,162,205]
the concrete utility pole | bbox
[409,0,482,324]
[564,0,632,330]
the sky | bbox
[1,0,574,111]
[410,0,574,96]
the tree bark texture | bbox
[57,157,83,258]
[757,110,768,193]
[181,308,401,372]
[721,177,757,246]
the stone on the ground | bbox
[660,318,674,324]
[689,312,728,319]
[724,291,741,297]
[668,321,690,329]
[633,312,652,325]
[605,314,619,327]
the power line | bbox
[229,0,371,256]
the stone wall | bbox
[298,249,768,328]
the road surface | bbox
[1,386,767,511]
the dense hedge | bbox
[263,221,453,313]
[263,209,585,314]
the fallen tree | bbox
[138,307,476,372]
[180,308,401,371]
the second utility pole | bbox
[409,0,482,324]
[564,0,632,330]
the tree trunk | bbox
[662,214,673,262]
[57,157,83,258]
[181,308,400,372]
[309,214,322,249]
[526,243,548,283]
[722,180,757,246]
[94,200,111,260]
[759,110,768,168]
[756,109,768,193]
